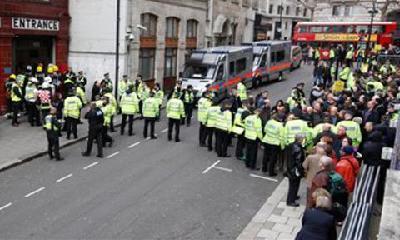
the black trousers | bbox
[287,177,301,204]
[168,118,181,141]
[184,103,193,125]
[236,135,246,159]
[206,127,214,151]
[246,139,258,169]
[110,115,115,132]
[26,102,40,126]
[199,122,207,145]
[102,126,113,147]
[65,117,78,139]
[262,143,280,174]
[47,135,60,159]
[216,129,229,157]
[121,114,134,135]
[85,129,103,156]
[143,117,155,138]
[12,101,21,125]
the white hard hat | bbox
[30,77,38,83]
[44,76,52,83]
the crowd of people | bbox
[4,42,399,239]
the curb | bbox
[0,106,166,173]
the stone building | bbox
[69,0,207,92]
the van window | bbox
[229,61,235,76]
[260,54,267,67]
[273,50,285,63]
[236,58,247,73]
[216,65,224,81]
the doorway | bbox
[13,36,54,73]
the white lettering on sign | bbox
[12,17,59,31]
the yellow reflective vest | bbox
[262,119,285,149]
[206,106,221,128]
[244,114,263,141]
[216,110,233,132]
[336,120,362,147]
[142,97,159,118]
[197,97,211,124]
[166,98,185,120]
[63,96,82,119]
[237,82,247,101]
[285,119,310,146]
[120,92,139,115]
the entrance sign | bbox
[12,17,59,31]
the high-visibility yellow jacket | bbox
[167,98,185,120]
[120,92,139,115]
[63,96,82,119]
[262,119,285,149]
[244,114,263,141]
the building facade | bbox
[313,0,399,22]
[0,0,70,113]
[69,0,207,93]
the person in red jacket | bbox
[335,146,360,192]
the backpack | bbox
[327,172,348,197]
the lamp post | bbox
[115,0,121,100]
[366,0,378,60]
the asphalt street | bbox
[0,65,313,240]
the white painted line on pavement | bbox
[128,142,141,149]
[202,160,221,174]
[0,202,12,212]
[56,174,73,183]
[249,173,278,182]
[215,166,233,173]
[83,162,98,170]
[161,128,168,133]
[24,187,46,198]
[107,151,120,158]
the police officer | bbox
[11,75,23,126]
[237,81,247,107]
[102,72,113,91]
[262,113,285,176]
[103,87,117,132]
[166,92,185,142]
[45,107,63,161]
[244,107,263,170]
[118,75,128,102]
[63,90,82,139]
[233,99,250,160]
[286,133,305,207]
[197,92,212,146]
[205,98,221,152]
[101,96,114,147]
[154,83,164,121]
[215,100,233,157]
[77,71,87,88]
[25,77,40,126]
[182,85,195,126]
[82,102,104,158]
[345,45,354,67]
[142,91,159,139]
[120,86,139,136]
[336,111,362,147]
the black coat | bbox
[362,109,380,125]
[287,142,305,179]
[296,208,337,240]
[85,108,104,131]
[361,131,385,166]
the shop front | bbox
[253,14,272,42]
[0,1,70,114]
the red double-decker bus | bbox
[293,21,397,59]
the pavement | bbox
[0,65,314,239]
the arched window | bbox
[166,17,180,39]
[140,13,157,37]
[187,19,198,38]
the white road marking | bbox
[0,202,12,211]
[56,174,73,183]
[106,151,120,158]
[128,142,141,149]
[202,160,221,174]
[249,173,278,182]
[161,128,168,133]
[83,162,98,170]
[214,166,233,173]
[24,187,46,198]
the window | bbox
[269,4,274,14]
[216,65,224,81]
[332,26,345,33]
[285,22,288,30]
[372,25,383,33]
[141,13,157,37]
[277,5,283,15]
[242,0,249,7]
[296,7,301,16]
[236,58,247,74]
[303,8,307,17]
[299,26,307,33]
[272,50,285,63]
[347,26,355,33]
[139,49,155,80]
[286,6,290,15]
[344,6,352,16]
[166,17,179,38]
[332,6,340,16]
[229,62,235,76]
[232,0,239,4]
[252,0,259,9]
[260,54,267,67]
[310,26,324,33]
[187,20,198,38]
[356,25,369,34]
[164,48,178,77]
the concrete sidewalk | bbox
[237,178,307,240]
[0,111,122,171]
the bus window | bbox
[356,25,369,34]
[229,61,235,76]
[236,58,247,74]
[347,26,355,33]
[310,26,324,33]
[299,26,307,33]
[332,26,345,33]
[372,26,383,33]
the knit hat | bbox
[342,146,354,155]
